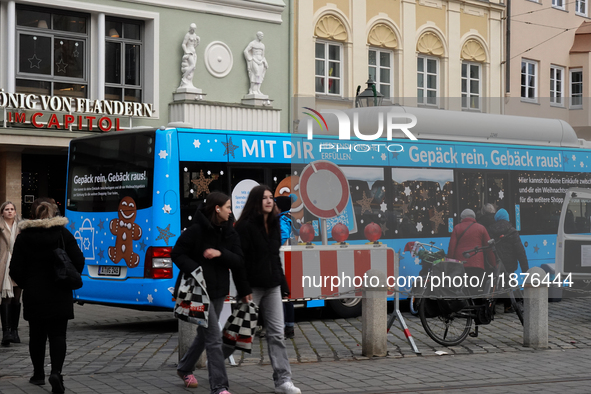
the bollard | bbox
[523,266,548,349]
[178,320,207,368]
[362,269,388,357]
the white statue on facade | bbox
[178,23,200,91]
[244,31,268,97]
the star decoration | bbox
[430,208,445,229]
[162,204,171,214]
[82,238,91,250]
[193,139,201,148]
[414,257,420,265]
[191,170,214,197]
[139,239,147,252]
[563,155,568,164]
[97,219,105,230]
[397,249,404,261]
[29,54,42,69]
[73,49,79,58]
[56,59,68,73]
[355,191,373,215]
[380,201,387,212]
[416,222,423,232]
[499,190,504,200]
[572,154,576,161]
[379,222,388,234]
[543,240,547,246]
[392,152,400,159]
[404,187,411,196]
[155,224,176,245]
[420,190,429,199]
[381,153,387,161]
[581,161,585,168]
[97,249,104,259]
[158,150,168,159]
[533,244,539,253]
[147,294,154,303]
[69,221,76,231]
[222,137,239,158]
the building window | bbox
[417,56,438,106]
[550,65,564,107]
[576,0,588,15]
[105,18,143,102]
[315,41,342,95]
[16,6,88,98]
[461,62,481,110]
[521,59,538,102]
[552,0,565,9]
[570,68,583,108]
[368,49,392,99]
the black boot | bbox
[0,303,12,346]
[10,303,21,343]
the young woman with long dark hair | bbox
[234,185,301,394]
[172,192,251,394]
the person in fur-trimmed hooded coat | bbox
[9,200,84,392]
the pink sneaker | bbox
[177,371,198,388]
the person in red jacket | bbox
[447,209,496,292]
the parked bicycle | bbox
[409,238,524,346]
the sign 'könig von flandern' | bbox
[0,90,154,132]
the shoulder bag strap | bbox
[456,222,475,245]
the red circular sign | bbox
[299,161,349,219]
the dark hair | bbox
[35,201,56,220]
[204,192,231,225]
[236,185,277,229]
[30,197,58,219]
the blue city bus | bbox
[65,106,591,316]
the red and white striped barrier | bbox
[281,244,395,300]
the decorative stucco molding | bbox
[204,41,233,78]
[461,39,486,62]
[315,15,348,41]
[417,32,444,56]
[368,24,398,49]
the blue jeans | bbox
[177,296,228,394]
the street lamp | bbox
[355,76,384,108]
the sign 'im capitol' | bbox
[0,90,154,132]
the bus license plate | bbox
[98,266,121,276]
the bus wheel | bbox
[328,298,362,318]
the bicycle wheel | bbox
[419,298,472,346]
[509,287,524,325]
[409,296,420,316]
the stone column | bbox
[523,266,548,348]
[0,151,22,215]
[362,269,387,357]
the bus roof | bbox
[304,106,584,148]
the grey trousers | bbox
[177,296,228,394]
[252,286,293,387]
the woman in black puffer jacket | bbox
[172,192,251,394]
[487,208,529,312]
[9,199,84,393]
[234,185,300,394]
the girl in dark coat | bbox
[172,192,251,394]
[9,200,84,393]
[234,186,301,394]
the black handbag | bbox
[53,232,83,290]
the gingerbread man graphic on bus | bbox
[108,196,143,268]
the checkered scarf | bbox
[173,266,210,327]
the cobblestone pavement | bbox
[1,293,591,393]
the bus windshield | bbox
[67,131,155,212]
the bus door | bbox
[556,188,591,280]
